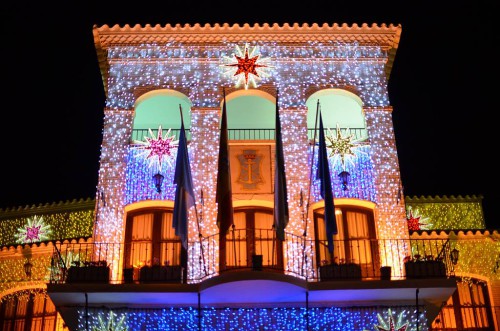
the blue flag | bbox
[274,91,289,241]
[216,90,234,235]
[316,110,338,254]
[173,107,195,250]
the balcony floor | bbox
[48,270,457,308]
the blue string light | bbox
[77,306,427,330]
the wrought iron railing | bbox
[307,128,368,141]
[130,128,368,142]
[49,236,455,284]
[131,129,191,142]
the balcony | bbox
[46,235,457,329]
[130,128,368,142]
[48,235,456,284]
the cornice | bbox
[93,22,402,98]
[0,198,95,220]
[93,23,401,46]
[405,195,484,204]
[410,229,500,238]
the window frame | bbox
[124,208,186,270]
[226,207,284,270]
[313,205,379,277]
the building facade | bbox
[0,23,498,330]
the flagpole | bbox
[317,108,338,261]
[301,100,320,276]
[179,105,207,276]
[216,88,235,270]
[303,99,320,238]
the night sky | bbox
[2,3,498,228]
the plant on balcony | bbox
[319,258,362,281]
[404,254,446,279]
[66,260,110,283]
[139,258,183,283]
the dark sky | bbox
[2,2,498,228]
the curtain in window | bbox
[226,212,247,266]
[130,213,154,266]
[254,212,275,265]
[161,212,181,266]
[345,211,372,265]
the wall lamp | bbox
[338,171,350,191]
[24,258,33,279]
[450,248,459,265]
[152,173,164,193]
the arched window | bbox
[314,205,379,278]
[225,208,283,270]
[306,88,367,142]
[124,209,185,270]
[0,290,63,330]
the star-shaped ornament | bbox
[374,309,409,331]
[15,216,52,244]
[26,225,42,241]
[132,125,179,170]
[94,310,128,331]
[325,123,364,168]
[406,207,432,230]
[222,43,272,89]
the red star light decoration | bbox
[132,125,179,170]
[406,207,432,230]
[373,309,409,331]
[222,43,272,89]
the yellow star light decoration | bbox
[325,123,364,168]
[222,43,272,89]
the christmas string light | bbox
[77,306,426,331]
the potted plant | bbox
[139,258,183,283]
[380,266,392,280]
[66,260,110,283]
[252,254,263,271]
[404,254,446,278]
[319,258,362,281]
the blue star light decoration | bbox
[221,43,272,89]
[131,125,178,170]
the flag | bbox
[172,106,195,249]
[316,109,338,253]
[216,90,234,235]
[273,91,289,241]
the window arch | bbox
[133,89,192,130]
[306,88,367,141]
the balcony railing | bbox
[49,235,455,285]
[130,128,368,142]
[307,128,368,141]
[131,129,191,142]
